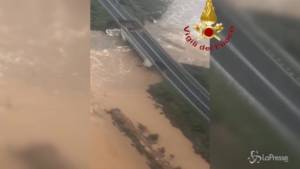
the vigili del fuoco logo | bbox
[184,0,235,51]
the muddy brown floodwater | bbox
[0,1,209,168]
[91,31,209,169]
[0,1,89,169]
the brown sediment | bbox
[91,31,209,169]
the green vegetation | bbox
[91,0,169,30]
[184,65,209,90]
[120,0,170,22]
[91,0,113,30]
[253,11,300,63]
[148,66,210,161]
[210,65,299,169]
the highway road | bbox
[98,0,211,122]
[213,0,300,142]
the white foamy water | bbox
[146,0,210,67]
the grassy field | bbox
[210,65,299,169]
[91,0,169,30]
[252,11,300,63]
[149,62,299,167]
[91,0,113,30]
[119,0,170,22]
